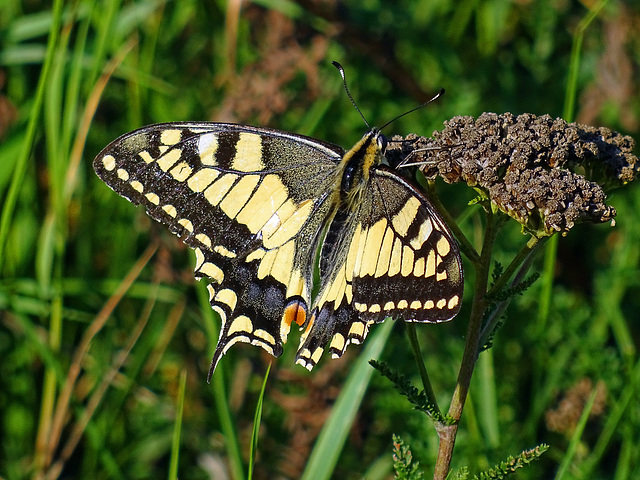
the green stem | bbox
[480,237,546,347]
[536,231,558,331]
[434,207,498,479]
[488,236,541,297]
[427,183,480,265]
[563,0,609,122]
[405,323,442,420]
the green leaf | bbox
[391,434,423,480]
[473,444,549,480]
[370,360,447,423]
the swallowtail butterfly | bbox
[94,67,463,382]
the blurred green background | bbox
[1,0,639,479]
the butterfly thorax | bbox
[340,129,386,210]
[319,129,386,277]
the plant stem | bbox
[480,237,546,347]
[406,323,442,419]
[487,236,541,296]
[427,183,480,265]
[433,208,498,479]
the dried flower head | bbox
[387,113,638,237]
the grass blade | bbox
[554,384,601,480]
[168,369,187,480]
[195,281,245,480]
[301,320,394,480]
[249,362,271,480]
[0,0,63,265]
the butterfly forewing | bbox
[94,122,464,379]
[94,123,344,376]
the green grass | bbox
[1,0,639,479]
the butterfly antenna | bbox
[379,88,445,131]
[332,61,371,129]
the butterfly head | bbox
[374,128,388,154]
[337,128,389,209]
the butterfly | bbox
[94,74,463,382]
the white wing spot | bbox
[130,180,143,193]
[178,218,193,233]
[448,295,460,309]
[145,192,160,205]
[162,204,177,217]
[410,300,422,309]
[198,133,219,166]
[117,168,129,181]
[196,233,211,247]
[160,129,182,146]
[102,155,116,171]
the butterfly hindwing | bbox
[295,165,463,369]
[354,167,463,321]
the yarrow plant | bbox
[376,114,638,478]
[394,113,635,236]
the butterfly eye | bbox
[377,133,388,152]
